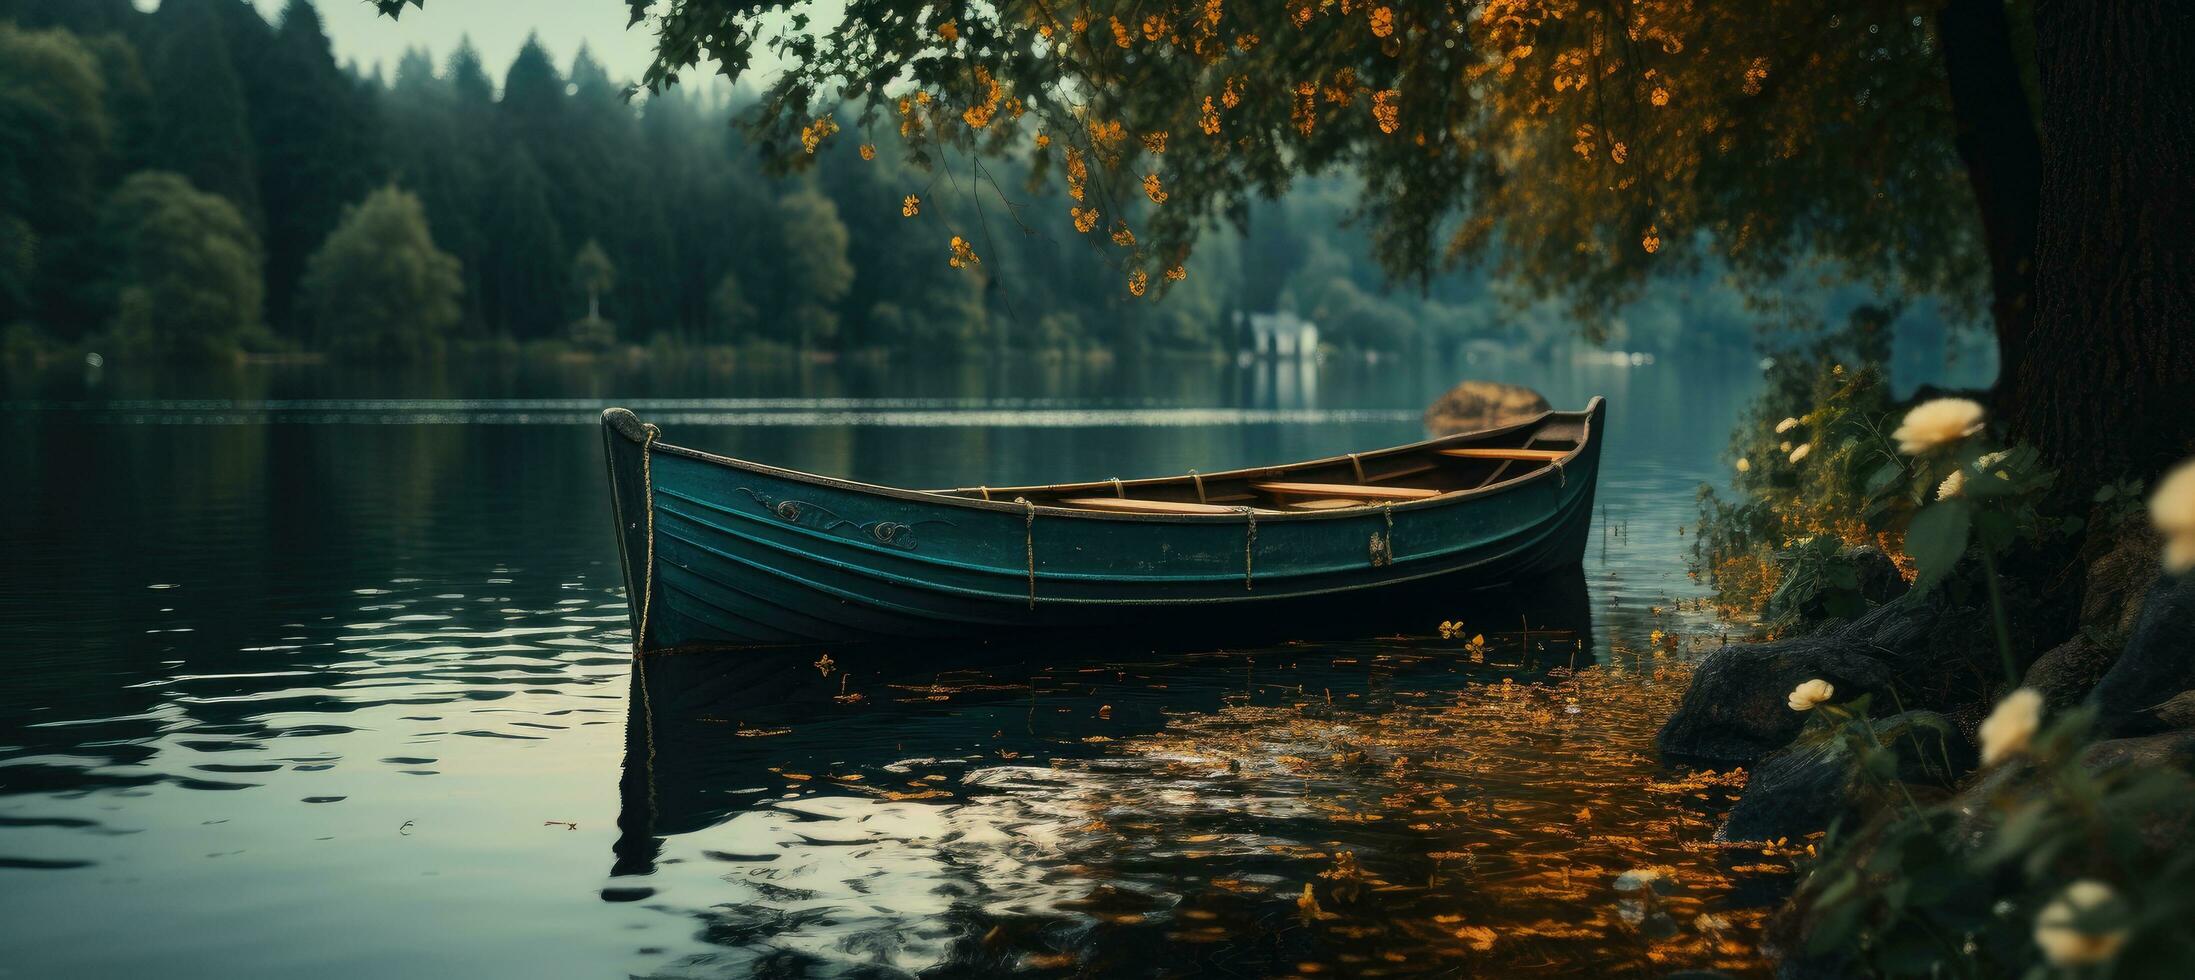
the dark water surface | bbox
[3,351,1780,977]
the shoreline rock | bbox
[1423,380,1550,435]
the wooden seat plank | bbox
[1251,481,1441,501]
[1437,447,1570,462]
[1058,497,1266,515]
[1284,498,1372,511]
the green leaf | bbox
[1866,461,1905,495]
[1975,508,2017,551]
[1905,502,1971,594]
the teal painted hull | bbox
[603,398,1605,651]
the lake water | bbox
[2,349,1789,977]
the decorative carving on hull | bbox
[735,488,947,550]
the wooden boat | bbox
[601,397,1605,652]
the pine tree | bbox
[255,0,384,331]
[144,0,259,226]
[477,150,563,338]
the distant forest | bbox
[0,0,1943,362]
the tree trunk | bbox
[2010,0,2195,482]
[1937,0,2043,383]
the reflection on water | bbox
[618,602,1780,977]
[1,350,1774,976]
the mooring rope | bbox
[1240,506,1258,590]
[632,423,662,812]
[1109,477,1125,498]
[1384,502,1396,564]
[1189,469,1206,504]
[635,423,661,654]
[978,485,992,501]
[1348,452,1366,482]
[1016,496,1037,608]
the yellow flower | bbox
[1775,417,1800,434]
[2034,880,2129,967]
[1071,206,1099,233]
[1978,688,2042,765]
[1734,457,1750,473]
[1641,225,1661,254]
[798,115,838,154]
[2149,457,2195,573]
[1110,222,1135,247]
[901,194,920,217]
[1127,270,1148,296]
[1141,130,1168,154]
[1786,679,1833,712]
[1650,86,1670,106]
[1368,6,1394,38]
[1034,131,1051,149]
[859,143,876,161]
[1788,443,1811,463]
[1371,90,1400,134]
[1142,173,1168,205]
[1164,264,1186,281]
[1937,469,1966,500]
[948,235,979,268]
[1892,398,1985,454]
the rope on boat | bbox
[1110,477,1125,498]
[636,423,661,655]
[978,486,992,501]
[1240,506,1257,590]
[1189,470,1206,504]
[1382,503,1396,566]
[1016,496,1037,608]
[1348,452,1366,482]
[633,423,662,813]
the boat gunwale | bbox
[602,396,1603,524]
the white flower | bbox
[1775,417,1800,434]
[2151,458,2195,573]
[1892,398,1986,454]
[1788,443,1812,463]
[1787,678,1834,712]
[1937,469,1966,500]
[2034,880,2129,967]
[1978,688,2043,765]
[1735,457,1751,473]
[2168,537,2195,577]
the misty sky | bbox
[231,0,708,85]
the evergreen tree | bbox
[256,0,384,330]
[144,0,259,225]
[299,185,462,360]
[477,149,563,338]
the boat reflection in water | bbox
[605,572,1778,977]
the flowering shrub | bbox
[1784,693,2195,977]
[1692,315,1913,623]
